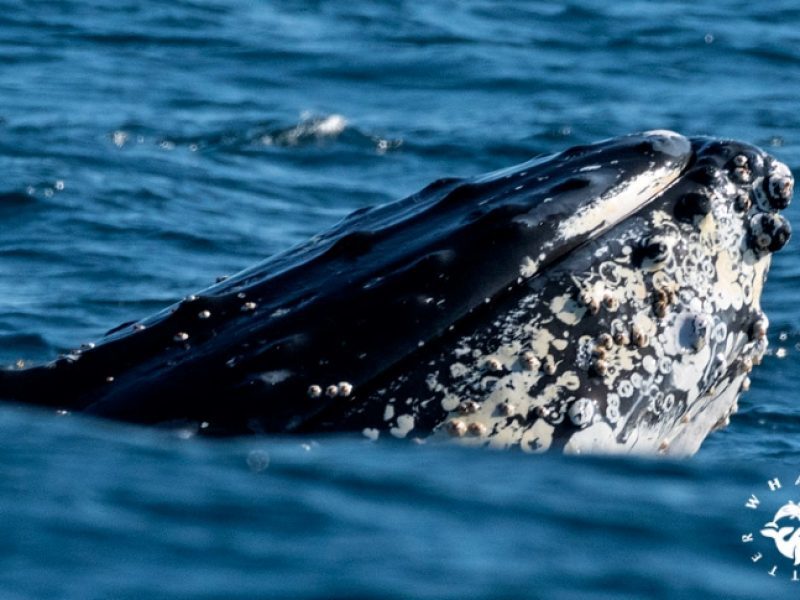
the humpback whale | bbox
[0,130,792,455]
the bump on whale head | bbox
[0,130,792,456]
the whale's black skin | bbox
[0,131,792,454]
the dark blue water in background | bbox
[1,1,800,597]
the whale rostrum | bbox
[0,131,792,455]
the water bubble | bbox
[246,450,270,472]
[112,130,128,148]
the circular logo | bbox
[742,476,800,581]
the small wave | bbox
[261,113,348,146]
[0,332,53,359]
[0,181,66,206]
[107,113,403,155]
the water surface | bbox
[1,1,799,597]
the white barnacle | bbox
[618,380,634,398]
[338,381,353,397]
[521,351,541,372]
[307,384,322,399]
[613,331,630,346]
[752,317,768,340]
[457,400,481,415]
[497,402,515,416]
[325,384,339,398]
[241,301,257,312]
[447,419,467,437]
[568,398,595,428]
[485,357,503,373]
[597,333,614,350]
[734,191,751,212]
[658,394,675,413]
[543,356,557,375]
[602,292,618,311]
[390,414,415,439]
[606,394,620,423]
[577,288,601,315]
[520,256,540,278]
[467,422,487,437]
[173,332,189,342]
[592,358,608,376]
[631,324,649,348]
[198,310,211,319]
[740,357,753,374]
[735,166,752,183]
[658,356,673,375]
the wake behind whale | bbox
[0,131,792,455]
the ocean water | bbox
[1,1,799,597]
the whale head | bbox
[302,130,791,455]
[402,131,792,455]
[0,131,791,457]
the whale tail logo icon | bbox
[761,501,800,566]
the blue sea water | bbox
[1,1,800,597]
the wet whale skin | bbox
[0,131,792,456]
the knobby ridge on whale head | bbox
[0,130,792,456]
